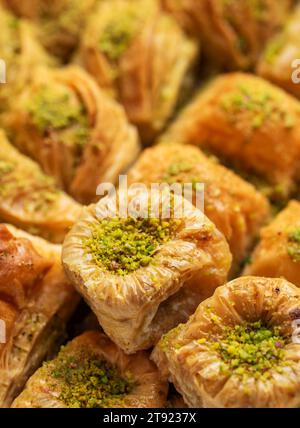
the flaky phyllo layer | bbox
[127,142,270,266]
[0,131,81,243]
[4,66,140,204]
[78,0,198,142]
[161,73,300,201]
[258,4,300,99]
[0,5,54,113]
[62,187,232,353]
[0,224,78,407]
[244,200,300,287]
[2,0,98,61]
[152,277,300,408]
[162,0,292,70]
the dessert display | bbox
[1,0,300,409]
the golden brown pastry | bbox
[62,187,232,354]
[0,5,54,115]
[2,0,97,61]
[4,66,140,204]
[127,143,270,266]
[0,223,79,407]
[161,73,300,200]
[244,200,300,287]
[152,276,300,408]
[78,0,198,142]
[0,130,81,243]
[12,331,168,408]
[258,4,300,99]
[162,0,291,70]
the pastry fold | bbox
[0,5,54,115]
[0,131,81,243]
[2,0,97,61]
[4,66,140,204]
[152,276,300,408]
[162,0,291,70]
[128,143,270,266]
[12,331,168,408]
[0,223,79,407]
[62,188,232,354]
[161,73,300,199]
[258,4,300,99]
[78,0,198,142]
[244,200,300,287]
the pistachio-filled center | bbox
[27,84,89,148]
[209,321,288,379]
[84,216,180,276]
[287,228,300,262]
[50,348,133,408]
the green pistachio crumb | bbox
[84,215,181,275]
[48,347,134,408]
[220,85,295,131]
[209,321,288,379]
[99,8,140,61]
[27,86,89,148]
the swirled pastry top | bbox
[152,276,300,408]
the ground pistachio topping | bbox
[220,85,296,130]
[206,321,288,380]
[287,228,300,262]
[27,85,89,147]
[163,160,193,183]
[84,215,181,276]
[98,6,142,61]
[49,348,134,408]
[161,159,204,193]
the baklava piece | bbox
[0,131,81,243]
[0,5,54,115]
[2,0,97,61]
[161,73,300,200]
[78,0,198,142]
[62,188,231,353]
[162,0,291,70]
[152,276,300,408]
[258,4,300,99]
[128,143,270,266]
[4,66,140,204]
[0,224,79,407]
[244,200,300,287]
[12,331,168,408]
